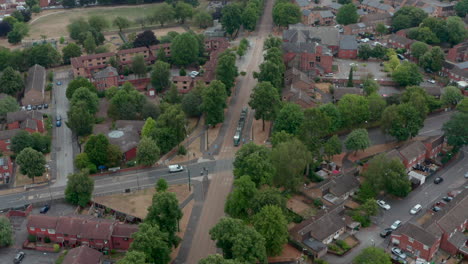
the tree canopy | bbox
[130,222,171,264]
[233,143,275,187]
[337,94,370,128]
[274,103,304,135]
[272,1,301,27]
[353,247,392,264]
[221,4,243,37]
[442,112,468,148]
[201,80,227,126]
[381,103,423,141]
[0,217,12,247]
[336,4,359,25]
[252,205,288,256]
[16,147,46,183]
[392,62,423,87]
[136,137,160,166]
[249,82,280,131]
[225,175,258,219]
[345,129,370,154]
[65,170,95,207]
[0,67,23,96]
[171,32,199,66]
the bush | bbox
[177,145,187,155]
[46,83,53,91]
[336,240,350,251]
[59,36,65,44]
[240,71,246,76]
[314,198,323,208]
[308,171,324,182]
[28,234,36,242]
[328,244,340,252]
[314,260,329,264]
[87,163,97,174]
[47,71,54,82]
[179,68,186,76]
[352,211,371,227]
[126,160,136,167]
[44,237,51,243]
[53,244,60,252]
[287,209,304,223]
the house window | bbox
[316,56,321,62]
[6,146,10,150]
[309,62,315,67]
[123,238,129,241]
[64,234,68,237]
[5,139,10,143]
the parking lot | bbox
[334,58,391,81]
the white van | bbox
[168,165,184,173]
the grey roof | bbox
[436,194,468,233]
[340,35,358,50]
[319,10,334,18]
[422,6,435,14]
[394,222,439,247]
[308,212,346,241]
[20,119,37,130]
[398,141,426,161]
[25,64,45,94]
[386,149,405,163]
[295,0,310,7]
[303,238,327,252]
[362,0,393,11]
[283,42,317,54]
[0,129,22,140]
[422,86,442,97]
[93,120,145,153]
[329,173,359,197]
[388,34,414,46]
[93,66,118,79]
[357,9,367,16]
[328,2,342,10]
[302,9,312,16]
[456,61,468,69]
[6,111,43,124]
[283,27,340,47]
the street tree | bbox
[67,101,94,137]
[136,137,160,166]
[274,103,304,135]
[400,86,436,117]
[215,50,238,95]
[113,16,131,32]
[62,43,82,64]
[132,54,147,77]
[0,67,23,96]
[152,3,175,27]
[455,0,468,17]
[171,32,199,66]
[117,251,147,264]
[251,187,287,215]
[201,80,227,126]
[319,103,342,132]
[225,175,258,219]
[174,2,193,24]
[361,198,379,216]
[419,46,444,72]
[375,23,387,35]
[141,117,157,138]
[367,93,386,121]
[209,217,267,263]
[392,61,423,87]
[392,6,427,31]
[249,82,280,131]
[66,76,96,99]
[442,112,468,148]
[156,178,168,192]
[65,170,94,207]
[84,134,110,167]
[181,89,203,117]
[253,205,288,256]
[272,2,301,27]
[106,144,122,168]
[241,6,259,32]
[263,35,282,50]
[410,41,429,60]
[151,61,171,93]
[151,103,186,153]
[254,61,283,90]
[441,86,463,106]
[358,44,372,60]
[221,4,243,37]
[146,191,183,247]
[233,143,274,187]
[345,129,370,154]
[381,103,423,141]
[0,217,12,247]
[130,222,171,264]
[271,139,311,191]
[193,10,212,29]
[337,94,370,128]
[270,131,294,147]
[71,87,99,114]
[199,254,242,264]
[336,4,359,25]
[25,43,62,67]
[16,147,46,183]
[324,135,342,161]
[0,95,19,118]
[353,247,392,264]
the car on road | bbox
[14,251,25,263]
[465,172,468,178]
[432,206,441,212]
[410,204,422,214]
[377,200,391,210]
[391,247,407,259]
[380,228,393,238]
[168,164,184,173]
[56,115,62,127]
[434,177,444,184]
[427,79,436,84]
[40,204,50,214]
[391,220,402,230]
[56,81,62,85]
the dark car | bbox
[434,177,443,184]
[44,104,49,109]
[14,251,25,263]
[32,105,37,110]
[432,206,441,212]
[37,104,43,110]
[40,204,50,214]
[442,196,453,202]
[380,228,393,238]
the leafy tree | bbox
[133,30,159,48]
[0,217,12,247]
[353,247,392,264]
[358,44,372,60]
[253,205,288,256]
[233,143,274,187]
[108,83,146,120]
[270,131,294,147]
[455,0,468,17]
[8,22,29,44]
[152,3,175,27]
[146,191,183,247]
[347,67,354,87]
[199,254,242,264]
[381,103,423,141]
[441,86,463,106]
[151,61,171,93]
[210,217,267,263]
[392,6,427,31]
[83,32,96,54]
[361,198,379,217]
[201,80,227,126]
[24,43,62,67]
[420,17,448,43]
[370,45,387,59]
[419,46,444,72]
[85,134,109,166]
[88,15,109,32]
[338,94,370,128]
[0,67,23,96]
[392,62,423,87]
[443,112,468,148]
[221,4,243,37]
[400,86,434,117]
[299,108,331,157]
[446,16,468,45]
[132,54,147,77]
[67,102,94,137]
[254,61,283,90]
[251,187,286,214]
[182,89,203,117]
[156,178,168,192]
[130,223,171,264]
[66,77,96,99]
[319,103,342,132]
[142,117,157,139]
[409,27,439,44]
[136,137,160,166]
[71,87,99,114]
[0,94,19,118]
[274,103,304,135]
[16,147,46,183]
[106,144,122,168]
[375,23,387,36]
[362,78,379,96]
[225,175,258,219]
[194,10,213,29]
[249,82,280,131]
[174,2,193,24]
[11,131,33,155]
[457,98,468,113]
[410,42,429,60]
[142,102,160,120]
[171,33,199,66]
[74,153,92,171]
[62,43,82,64]
[152,103,186,153]
[242,6,259,32]
[216,51,238,95]
[117,251,147,264]
[336,4,359,25]
[384,54,400,73]
[272,2,301,27]
[345,129,370,154]
[324,135,342,160]
[65,170,94,207]
[263,35,282,50]
[113,16,131,32]
[0,21,12,37]
[271,139,311,191]
[367,93,386,121]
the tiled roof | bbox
[295,0,311,7]
[308,212,346,241]
[93,66,118,79]
[456,61,468,69]
[20,119,37,130]
[329,173,360,197]
[386,149,405,163]
[62,246,102,264]
[80,218,115,240]
[0,129,22,140]
[319,10,334,18]
[117,46,149,55]
[56,215,93,236]
[328,2,342,10]
[388,34,414,46]
[7,111,42,123]
[340,35,358,50]
[25,65,45,94]
[398,141,426,161]
[436,194,468,233]
[394,222,439,247]
[27,215,58,229]
[112,223,138,237]
[283,42,317,54]
[283,27,340,46]
[423,135,444,149]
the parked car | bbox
[391,254,408,264]
[432,206,441,212]
[44,104,49,109]
[26,105,32,111]
[377,200,391,210]
[324,73,334,77]
[427,79,436,84]
[434,177,443,184]
[56,81,62,85]
[391,220,402,230]
[37,104,43,110]
[14,252,25,263]
[410,204,422,215]
[21,106,26,111]
[442,196,453,202]
[32,105,37,110]
[397,54,405,60]
[40,204,50,214]
[380,228,393,238]
[361,38,370,43]
[168,164,184,173]
[391,247,407,259]
[464,172,468,178]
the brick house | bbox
[149,43,171,58]
[71,52,115,78]
[283,43,334,74]
[338,35,358,59]
[441,61,468,83]
[39,0,49,7]
[92,66,119,91]
[447,41,468,63]
[0,156,13,184]
[22,64,48,107]
[391,222,441,261]
[387,34,415,50]
[343,22,375,35]
[359,12,392,27]
[302,10,335,26]
[116,47,152,66]
[283,68,318,108]
[7,111,44,133]
[360,0,394,14]
[398,141,427,171]
[295,0,314,10]
[423,135,444,160]
[27,214,138,251]
[284,24,340,54]
[62,245,103,264]
[328,2,342,13]
[0,129,21,154]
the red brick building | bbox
[423,135,444,160]
[391,222,441,261]
[0,130,21,154]
[302,10,335,26]
[338,35,358,59]
[447,41,468,63]
[387,34,415,50]
[27,215,138,251]
[92,66,119,91]
[0,156,13,184]
[6,111,45,133]
[62,246,103,264]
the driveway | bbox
[0,248,58,264]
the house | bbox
[283,68,317,108]
[39,0,49,8]
[421,85,442,99]
[360,0,394,14]
[116,46,152,66]
[0,156,13,184]
[398,141,427,170]
[391,222,441,261]
[328,2,342,13]
[92,66,119,91]
[71,52,115,78]
[360,12,392,26]
[0,129,21,154]
[6,111,44,133]
[27,214,138,251]
[326,173,360,201]
[338,35,358,59]
[333,87,363,102]
[303,10,335,26]
[387,34,415,50]
[295,0,314,10]
[284,24,341,53]
[283,42,334,74]
[22,64,48,107]
[423,135,444,160]
[62,246,103,264]
[93,120,145,161]
[447,41,468,63]
[441,61,468,83]
[343,22,375,35]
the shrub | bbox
[53,244,60,252]
[336,240,350,251]
[308,171,324,182]
[314,198,323,208]
[44,237,51,243]
[59,36,65,44]
[46,83,53,91]
[328,244,340,252]
[177,145,187,155]
[314,260,329,264]
[352,211,371,227]
[240,71,246,76]
[179,68,186,76]
[55,250,68,264]
[28,234,36,242]
[47,71,54,82]
[126,160,136,167]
